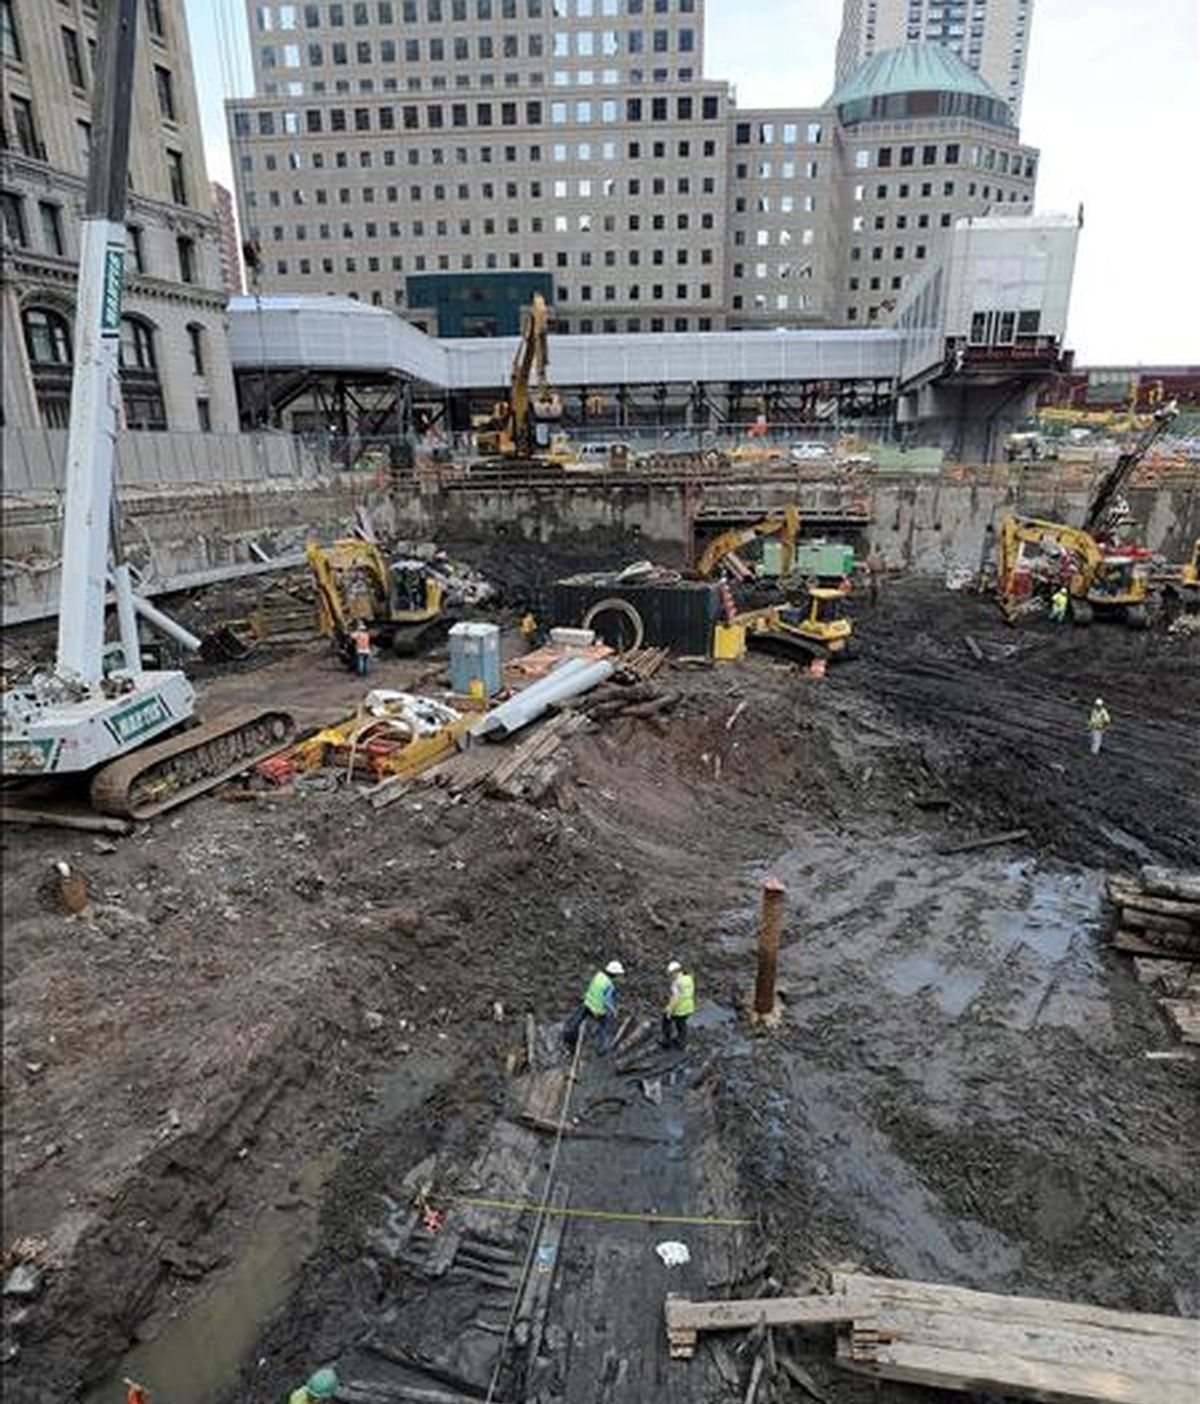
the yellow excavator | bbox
[693,507,802,580]
[996,517,1155,627]
[306,539,447,662]
[996,401,1179,628]
[735,588,854,663]
[474,292,566,462]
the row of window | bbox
[1,190,200,281]
[257,0,694,29]
[733,121,823,147]
[262,63,694,94]
[853,143,1035,178]
[256,206,716,238]
[268,231,712,264]
[239,133,719,173]
[249,169,718,205]
[234,91,720,136]
[20,304,208,432]
[261,26,693,66]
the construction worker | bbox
[661,960,696,1049]
[353,620,372,677]
[288,1367,338,1404]
[1088,697,1111,756]
[520,611,538,650]
[561,960,624,1056]
[1050,585,1069,623]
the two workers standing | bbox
[561,958,696,1057]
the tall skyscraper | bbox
[835,0,1034,121]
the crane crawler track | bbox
[90,706,295,820]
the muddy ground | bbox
[2,577,1197,1403]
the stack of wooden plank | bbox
[831,1273,1200,1404]
[613,646,670,683]
[665,1277,1200,1404]
[370,710,590,810]
[1107,867,1200,961]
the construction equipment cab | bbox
[307,539,447,664]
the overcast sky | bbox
[188,0,1199,364]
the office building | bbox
[212,180,246,293]
[835,0,1034,121]
[0,0,239,431]
[227,1,1036,335]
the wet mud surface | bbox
[2,578,1197,1401]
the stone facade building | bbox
[0,0,239,432]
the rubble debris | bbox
[937,827,1031,856]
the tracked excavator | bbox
[473,292,566,464]
[0,0,293,820]
[995,401,1179,628]
[306,539,448,662]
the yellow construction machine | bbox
[306,539,448,663]
[735,586,854,663]
[694,507,802,581]
[996,402,1179,628]
[996,517,1156,627]
[474,292,566,463]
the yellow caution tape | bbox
[448,1195,752,1228]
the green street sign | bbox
[101,247,125,333]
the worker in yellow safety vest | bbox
[561,960,624,1056]
[661,960,696,1049]
[288,1366,338,1404]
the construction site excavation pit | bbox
[2,578,1197,1404]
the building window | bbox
[61,27,86,89]
[12,97,41,159]
[38,202,64,256]
[177,236,196,283]
[2,191,28,247]
[155,66,176,121]
[196,398,212,432]
[119,318,168,430]
[1,0,22,63]
[166,149,187,204]
[145,0,167,39]
[22,307,74,427]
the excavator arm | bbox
[1083,401,1178,537]
[996,515,1105,618]
[695,506,802,579]
[509,292,561,459]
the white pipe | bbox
[111,562,143,673]
[474,657,615,738]
[129,591,202,652]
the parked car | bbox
[789,441,830,462]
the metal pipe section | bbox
[473,657,615,738]
[128,592,202,653]
[753,876,786,1018]
[111,563,143,674]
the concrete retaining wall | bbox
[3,431,1197,625]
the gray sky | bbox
[188,0,1199,364]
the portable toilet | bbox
[449,621,502,697]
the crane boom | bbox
[1083,401,1178,537]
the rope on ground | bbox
[449,1196,752,1229]
[483,1027,585,1404]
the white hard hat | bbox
[1095,697,1104,706]
[667,960,682,974]
[605,959,625,977]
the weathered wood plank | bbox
[1111,929,1200,962]
[665,1291,870,1341]
[1139,867,1200,903]
[830,1274,1200,1404]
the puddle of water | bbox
[86,1148,338,1404]
[689,1003,736,1031]
[884,952,985,1017]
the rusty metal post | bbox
[753,875,786,1020]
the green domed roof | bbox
[830,42,1002,107]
